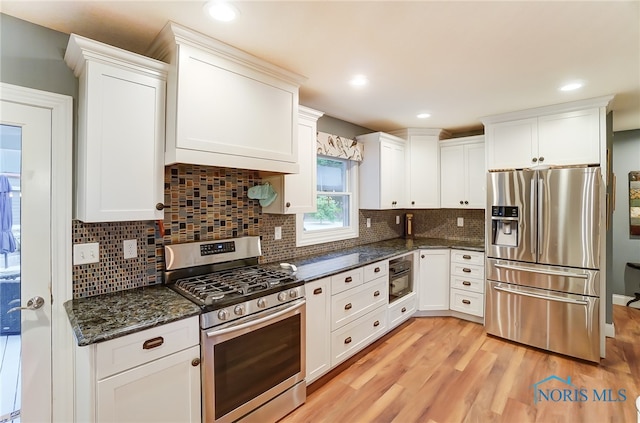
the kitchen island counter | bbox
[64,285,201,346]
[287,237,484,283]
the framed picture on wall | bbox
[630,171,640,236]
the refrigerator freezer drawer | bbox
[485,281,599,362]
[487,259,600,296]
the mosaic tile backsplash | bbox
[72,164,485,298]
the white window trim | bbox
[296,159,359,247]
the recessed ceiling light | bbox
[349,74,368,87]
[417,113,431,119]
[204,1,239,22]
[560,82,583,92]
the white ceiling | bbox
[2,0,639,133]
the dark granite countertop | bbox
[289,237,484,283]
[64,285,201,347]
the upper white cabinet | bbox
[482,96,613,170]
[440,135,485,209]
[357,132,406,209]
[262,106,324,214]
[65,34,168,222]
[390,128,447,209]
[148,22,306,174]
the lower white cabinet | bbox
[305,277,331,384]
[75,316,201,423]
[331,278,388,331]
[331,305,388,366]
[449,249,485,319]
[388,292,417,329]
[417,249,450,311]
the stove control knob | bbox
[289,289,298,299]
[234,305,245,316]
[257,298,267,308]
[277,292,287,302]
[217,309,229,321]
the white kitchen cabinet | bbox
[263,106,324,214]
[388,292,417,329]
[331,278,388,331]
[357,132,406,209]
[482,96,613,170]
[417,249,450,311]
[331,305,387,367]
[64,34,168,222]
[305,277,331,384]
[440,136,485,209]
[149,22,305,174]
[390,128,448,208]
[75,316,201,423]
[449,249,485,320]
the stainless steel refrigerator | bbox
[485,166,602,362]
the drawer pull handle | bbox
[345,303,353,310]
[462,268,472,273]
[345,276,353,283]
[374,267,381,273]
[462,281,472,286]
[191,358,201,367]
[373,320,380,327]
[373,290,381,297]
[313,287,323,295]
[401,307,407,313]
[463,255,472,259]
[142,336,164,350]
[462,299,471,305]
[344,337,352,344]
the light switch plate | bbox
[457,217,464,227]
[274,226,282,240]
[123,239,137,259]
[366,218,371,228]
[396,216,400,225]
[73,242,99,265]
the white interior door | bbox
[0,83,73,423]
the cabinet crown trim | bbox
[439,135,484,146]
[389,128,451,139]
[480,95,614,125]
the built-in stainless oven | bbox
[389,256,413,303]
[201,298,306,423]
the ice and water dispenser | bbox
[491,206,519,247]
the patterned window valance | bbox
[316,132,363,161]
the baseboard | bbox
[605,322,615,339]
[612,294,640,309]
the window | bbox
[296,157,358,246]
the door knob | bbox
[8,296,45,313]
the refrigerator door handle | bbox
[494,284,589,305]
[538,176,544,262]
[494,263,589,279]
[530,177,536,255]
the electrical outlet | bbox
[274,226,282,240]
[457,217,464,227]
[73,242,99,265]
[123,239,137,259]
[396,216,400,225]
[366,218,371,228]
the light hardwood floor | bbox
[281,305,640,423]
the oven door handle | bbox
[493,285,589,305]
[205,299,305,338]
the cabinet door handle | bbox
[313,287,323,295]
[462,281,472,286]
[155,203,169,211]
[374,267,381,273]
[345,276,353,283]
[373,320,380,327]
[191,358,201,367]
[421,255,425,259]
[462,299,471,305]
[286,202,291,207]
[344,337,352,344]
[464,201,469,205]
[345,303,353,310]
[539,156,545,163]
[373,290,380,297]
[459,200,464,205]
[142,336,164,350]
[401,307,407,313]
[462,268,472,273]
[463,254,471,260]
[532,157,538,163]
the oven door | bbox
[202,299,306,423]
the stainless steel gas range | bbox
[164,236,306,423]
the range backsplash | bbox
[72,164,485,298]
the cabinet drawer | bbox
[364,260,388,283]
[450,276,485,294]
[331,279,388,331]
[451,262,484,280]
[450,250,484,266]
[331,268,364,295]
[96,316,199,379]
[450,288,484,317]
[331,305,387,366]
[388,292,416,328]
